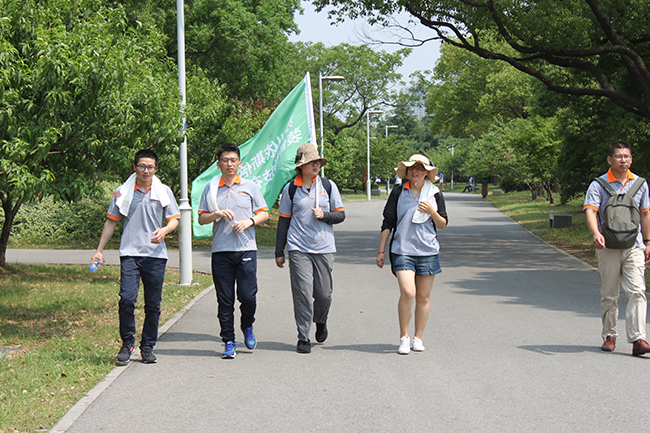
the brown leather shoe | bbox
[632,339,650,356]
[601,335,616,352]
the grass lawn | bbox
[0,264,213,433]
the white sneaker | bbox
[398,336,410,354]
[411,337,425,352]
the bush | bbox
[5,182,121,246]
[500,173,527,193]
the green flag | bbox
[191,73,316,240]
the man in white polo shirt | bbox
[91,149,180,364]
[198,143,269,359]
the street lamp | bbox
[385,125,398,137]
[319,73,345,177]
[367,109,384,201]
[447,144,455,190]
[176,0,192,285]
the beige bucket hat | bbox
[294,142,328,170]
[395,154,439,182]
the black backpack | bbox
[594,177,646,249]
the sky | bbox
[289,1,441,83]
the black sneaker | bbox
[315,322,328,343]
[297,340,311,353]
[141,347,157,364]
[117,345,134,364]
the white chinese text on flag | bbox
[191,73,317,239]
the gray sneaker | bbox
[141,347,157,364]
[116,345,134,364]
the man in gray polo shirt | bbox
[91,149,180,364]
[198,143,269,359]
[584,140,650,356]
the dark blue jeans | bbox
[211,251,258,343]
[119,256,167,350]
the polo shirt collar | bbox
[219,175,241,187]
[294,175,317,187]
[134,184,152,193]
[607,168,634,184]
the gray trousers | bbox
[288,251,334,342]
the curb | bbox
[49,285,214,433]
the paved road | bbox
[9,193,650,432]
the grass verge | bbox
[0,264,212,433]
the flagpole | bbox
[177,0,193,285]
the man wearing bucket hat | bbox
[377,154,448,354]
[275,143,346,353]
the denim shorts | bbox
[392,254,441,276]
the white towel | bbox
[206,175,222,222]
[412,179,439,224]
[115,173,171,217]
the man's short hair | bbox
[134,149,159,167]
[609,140,631,157]
[217,143,240,160]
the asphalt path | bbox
[9,192,650,432]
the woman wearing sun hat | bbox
[377,154,448,354]
[275,143,346,354]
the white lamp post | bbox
[366,109,384,201]
[449,145,455,190]
[176,0,192,285]
[385,125,398,137]
[319,73,345,177]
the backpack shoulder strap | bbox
[288,180,297,202]
[627,177,646,197]
[594,177,617,196]
[321,177,332,196]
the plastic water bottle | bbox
[233,220,251,247]
[89,260,102,272]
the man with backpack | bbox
[584,141,650,356]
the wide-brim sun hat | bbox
[295,142,327,170]
[395,154,439,182]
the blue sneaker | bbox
[243,326,257,349]
[222,341,236,359]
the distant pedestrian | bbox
[584,140,650,356]
[462,176,475,193]
[377,154,448,354]
[198,143,269,359]
[91,149,180,364]
[275,143,345,354]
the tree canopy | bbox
[312,0,650,119]
[0,0,180,267]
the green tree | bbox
[427,41,533,137]
[313,0,650,119]
[0,0,180,268]
[488,117,561,202]
[295,42,411,135]
[124,0,302,101]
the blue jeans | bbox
[119,256,167,349]
[211,251,258,343]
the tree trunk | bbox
[0,193,22,268]
[543,182,555,204]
